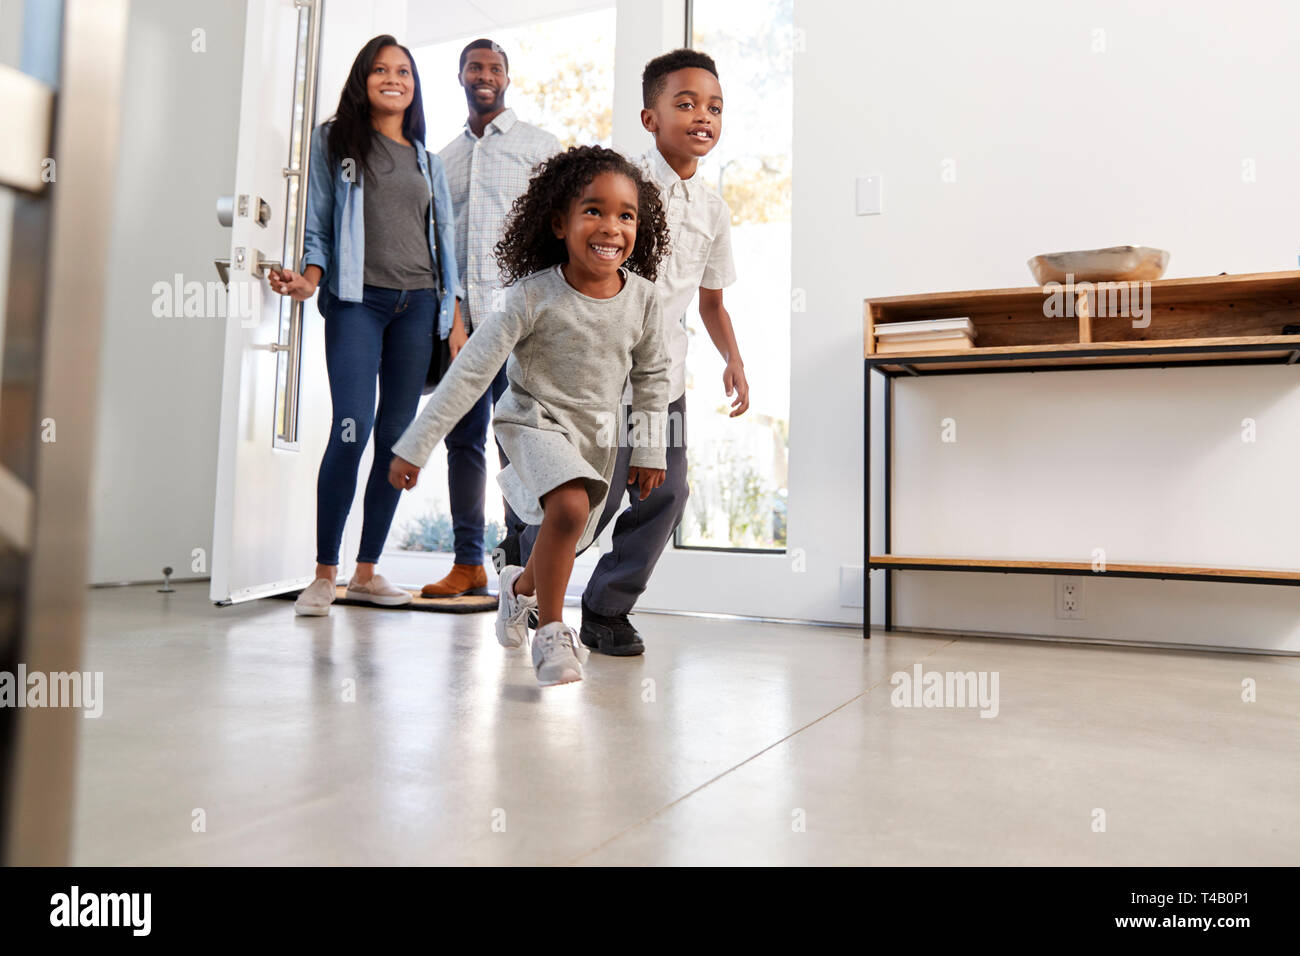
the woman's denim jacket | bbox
[302,122,461,337]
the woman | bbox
[269,35,461,616]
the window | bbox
[676,0,793,551]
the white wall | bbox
[793,0,1300,650]
[89,0,246,583]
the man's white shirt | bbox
[440,108,561,330]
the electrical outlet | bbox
[1056,576,1085,620]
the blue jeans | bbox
[316,285,435,566]
[445,359,522,564]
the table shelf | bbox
[865,270,1300,377]
[862,270,1300,637]
[869,335,1300,375]
[869,556,1300,587]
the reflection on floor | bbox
[72,583,1300,865]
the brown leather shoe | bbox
[420,563,489,598]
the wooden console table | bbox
[862,270,1300,638]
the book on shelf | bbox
[874,328,976,343]
[875,334,975,354]
[873,316,976,338]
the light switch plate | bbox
[856,175,882,216]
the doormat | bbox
[278,586,498,614]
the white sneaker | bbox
[345,572,413,607]
[531,621,588,686]
[294,577,336,616]
[495,565,537,649]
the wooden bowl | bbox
[1028,246,1170,285]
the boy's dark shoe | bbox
[580,603,645,656]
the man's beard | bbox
[467,88,504,115]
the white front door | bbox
[210,0,325,600]
[210,0,418,605]
[210,0,336,604]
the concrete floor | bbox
[70,582,1300,865]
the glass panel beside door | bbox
[677,0,792,552]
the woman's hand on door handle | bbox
[388,455,421,491]
[268,266,319,301]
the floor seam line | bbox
[563,639,958,865]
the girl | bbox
[388,146,671,686]
[268,36,461,616]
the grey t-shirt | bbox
[362,132,437,290]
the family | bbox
[269,35,750,686]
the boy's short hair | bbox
[459,38,509,73]
[641,49,719,108]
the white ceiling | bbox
[404,0,614,46]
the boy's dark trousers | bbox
[518,394,688,616]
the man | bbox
[421,38,561,598]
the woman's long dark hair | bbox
[325,35,426,178]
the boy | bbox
[507,48,750,655]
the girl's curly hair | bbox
[494,145,670,284]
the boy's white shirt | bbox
[622,145,738,405]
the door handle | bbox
[256,257,283,278]
[216,254,282,287]
[250,342,289,353]
[271,0,323,450]
[231,245,281,278]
